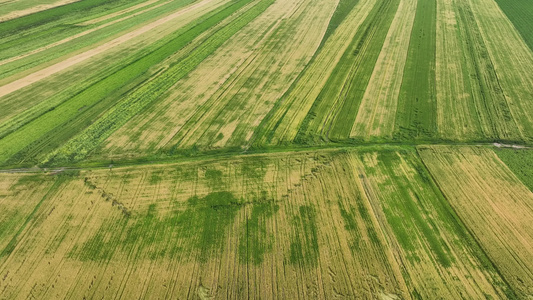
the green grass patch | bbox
[338,197,382,253]
[73,191,242,262]
[239,191,279,264]
[288,205,319,266]
[373,150,452,267]
[494,0,533,51]
[494,148,533,192]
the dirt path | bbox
[0,0,219,99]
[493,142,531,149]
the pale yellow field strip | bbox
[0,0,171,67]
[0,0,222,99]
[468,0,533,138]
[0,0,80,22]
[261,0,376,145]
[434,0,480,140]
[350,0,416,139]
[419,145,533,298]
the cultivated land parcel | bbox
[0,0,532,298]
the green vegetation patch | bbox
[338,198,382,253]
[239,191,279,264]
[494,148,533,192]
[393,0,437,140]
[289,205,319,266]
[373,151,452,267]
[73,191,242,262]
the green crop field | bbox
[1,0,532,298]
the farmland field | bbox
[0,149,520,298]
[1,0,532,298]
[419,146,533,298]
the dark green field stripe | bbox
[494,0,533,51]
[393,0,437,141]
[43,0,275,165]
[0,0,255,166]
[294,0,399,144]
